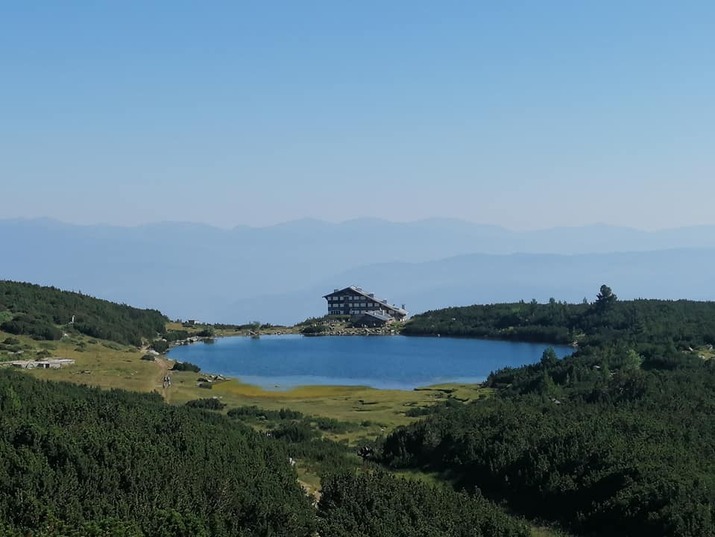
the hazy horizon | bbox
[6,215,715,234]
[4,217,715,324]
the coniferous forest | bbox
[384,286,715,536]
[0,282,714,535]
[0,281,167,346]
[402,285,715,352]
[0,369,316,536]
[0,369,534,536]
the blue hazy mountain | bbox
[221,248,715,325]
[3,218,715,324]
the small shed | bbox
[9,358,75,369]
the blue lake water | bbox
[168,335,573,390]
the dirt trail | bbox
[298,478,321,507]
[153,356,173,402]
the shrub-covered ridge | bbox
[0,280,167,345]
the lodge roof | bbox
[323,286,408,316]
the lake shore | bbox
[164,364,491,442]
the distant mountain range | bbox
[3,217,715,324]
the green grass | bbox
[1,327,488,444]
[169,372,488,444]
[0,330,160,392]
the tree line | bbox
[403,285,715,352]
[0,281,167,346]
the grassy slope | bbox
[0,333,158,391]
[0,328,487,441]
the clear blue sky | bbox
[1,1,713,229]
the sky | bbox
[1,1,714,230]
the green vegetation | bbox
[296,315,350,326]
[0,281,166,346]
[227,405,304,421]
[0,336,27,360]
[168,377,486,445]
[317,471,530,537]
[163,329,190,342]
[149,340,170,353]
[382,286,715,536]
[211,322,282,332]
[300,323,330,335]
[227,405,362,478]
[4,280,714,535]
[0,369,315,536]
[222,407,529,535]
[196,327,215,337]
[172,360,201,372]
[185,397,226,410]
[403,286,715,353]
[0,313,63,341]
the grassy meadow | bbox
[0,328,488,444]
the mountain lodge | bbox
[323,286,408,323]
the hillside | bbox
[382,288,715,536]
[0,281,537,536]
[403,287,715,352]
[0,369,316,536]
[3,279,714,535]
[0,281,167,346]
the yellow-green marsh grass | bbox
[2,329,489,443]
[170,373,489,443]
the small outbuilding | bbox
[8,358,75,369]
[352,311,394,328]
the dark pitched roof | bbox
[323,286,408,316]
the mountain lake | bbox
[168,334,573,390]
